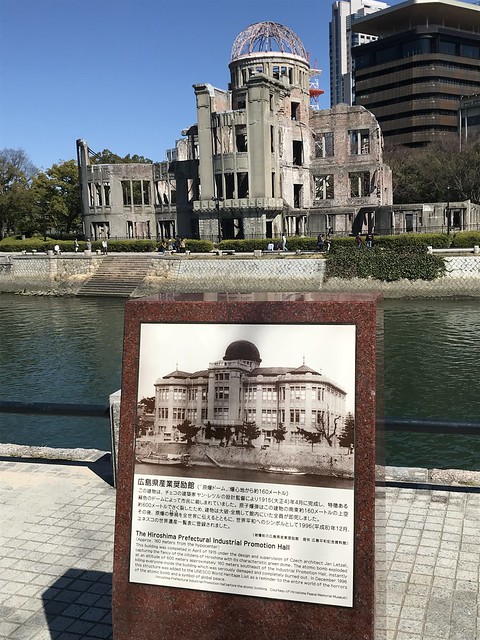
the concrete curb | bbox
[1,444,479,487]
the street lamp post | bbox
[446,186,451,235]
[213,197,223,242]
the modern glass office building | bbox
[351,0,480,147]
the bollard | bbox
[474,245,479,255]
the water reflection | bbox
[381,298,480,469]
[0,294,479,470]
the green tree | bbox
[176,419,201,445]
[0,148,37,236]
[384,139,480,206]
[30,160,81,236]
[90,149,153,164]
[338,413,355,450]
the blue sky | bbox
[0,0,401,171]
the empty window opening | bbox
[291,102,300,120]
[349,172,370,198]
[215,174,224,199]
[235,125,247,152]
[273,65,280,80]
[293,140,303,166]
[270,126,275,153]
[132,181,142,205]
[315,132,334,158]
[104,183,111,206]
[271,172,275,198]
[405,213,414,233]
[293,184,303,208]
[225,173,234,199]
[88,183,94,207]
[122,181,132,205]
[143,181,151,205]
[315,175,334,200]
[95,183,103,206]
[350,130,370,155]
[221,217,244,240]
[237,172,249,198]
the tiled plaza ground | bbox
[0,458,478,639]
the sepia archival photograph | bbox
[134,322,356,489]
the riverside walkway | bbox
[0,457,478,640]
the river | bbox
[0,294,478,470]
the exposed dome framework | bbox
[231,21,307,61]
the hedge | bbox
[326,246,446,282]
[1,232,474,254]
[0,237,220,254]
[450,231,480,248]
[0,238,87,252]
[184,239,214,253]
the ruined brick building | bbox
[77,21,392,242]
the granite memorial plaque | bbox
[113,292,379,640]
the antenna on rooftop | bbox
[308,57,324,111]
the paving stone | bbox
[1,459,479,639]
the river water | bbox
[0,294,478,470]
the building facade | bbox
[152,340,347,450]
[77,21,392,242]
[386,199,480,235]
[330,0,389,107]
[459,94,480,147]
[352,0,480,147]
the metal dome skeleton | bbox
[230,22,308,61]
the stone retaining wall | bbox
[0,254,102,293]
[2,253,480,297]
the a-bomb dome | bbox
[231,21,307,61]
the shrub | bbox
[450,231,480,248]
[368,233,451,249]
[89,239,157,252]
[0,237,87,252]
[184,239,214,253]
[216,239,271,252]
[326,246,445,282]
[283,236,317,251]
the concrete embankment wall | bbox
[2,252,480,297]
[0,254,103,294]
[135,441,354,478]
